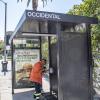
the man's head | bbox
[41,59,46,65]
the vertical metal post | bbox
[11,40,14,94]
[86,24,93,100]
[56,22,62,100]
[4,2,7,62]
[39,22,42,60]
[0,0,8,75]
[48,36,52,93]
[39,37,42,60]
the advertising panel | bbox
[14,49,40,88]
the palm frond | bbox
[17,0,23,2]
[17,0,53,10]
[42,0,45,7]
[27,0,31,6]
[45,0,47,5]
[17,0,19,3]
[42,0,52,7]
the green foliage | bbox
[69,0,100,17]
[91,24,100,51]
[41,37,49,62]
[0,40,4,54]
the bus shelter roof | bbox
[9,10,98,44]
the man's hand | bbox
[42,67,49,73]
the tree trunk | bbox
[32,0,38,11]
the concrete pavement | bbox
[0,59,12,100]
[0,74,35,100]
[0,72,12,100]
[12,74,50,100]
[13,89,35,100]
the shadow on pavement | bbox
[13,90,34,100]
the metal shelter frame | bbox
[9,10,98,100]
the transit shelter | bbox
[9,10,98,100]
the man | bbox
[29,59,46,99]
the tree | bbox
[17,0,52,10]
[68,0,100,17]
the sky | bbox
[0,0,82,40]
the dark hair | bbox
[41,58,46,62]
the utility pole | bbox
[0,0,8,75]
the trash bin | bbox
[1,61,8,72]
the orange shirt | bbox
[29,61,42,84]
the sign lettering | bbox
[27,11,61,20]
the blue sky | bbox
[0,0,82,40]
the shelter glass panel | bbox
[14,49,40,88]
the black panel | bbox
[58,32,90,100]
[48,22,57,34]
[50,43,58,93]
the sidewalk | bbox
[0,72,12,100]
[13,88,34,100]
[0,73,35,100]
[12,75,50,100]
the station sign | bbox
[26,10,98,23]
[27,11,61,20]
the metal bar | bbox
[48,36,52,93]
[39,37,42,60]
[14,47,40,49]
[0,0,7,61]
[14,36,40,39]
[39,22,42,60]
[0,0,8,75]
[9,11,26,44]
[86,24,93,100]
[21,33,56,37]
[21,31,87,35]
[15,32,85,39]
[11,40,14,94]
[4,2,7,62]
[0,0,6,4]
[21,31,56,34]
[56,22,62,100]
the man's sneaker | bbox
[36,96,40,100]
[33,94,36,98]
[34,93,41,96]
[33,93,41,99]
